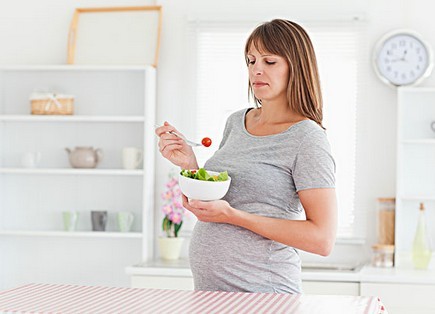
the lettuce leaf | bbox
[180,168,229,182]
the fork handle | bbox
[169,131,202,147]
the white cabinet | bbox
[396,87,435,267]
[0,65,156,289]
[127,259,194,290]
[361,282,435,314]
[302,281,359,295]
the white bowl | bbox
[178,171,231,201]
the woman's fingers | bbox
[155,121,182,137]
[181,195,192,210]
[158,134,184,152]
[160,143,184,158]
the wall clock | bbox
[373,29,433,87]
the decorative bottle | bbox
[412,203,432,269]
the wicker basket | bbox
[30,93,74,115]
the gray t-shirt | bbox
[189,108,335,294]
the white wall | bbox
[1,0,435,285]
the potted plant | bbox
[158,172,185,260]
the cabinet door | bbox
[302,281,359,296]
[361,282,435,314]
[131,275,194,290]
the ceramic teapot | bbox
[65,146,103,168]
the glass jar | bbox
[377,198,395,245]
[372,244,395,268]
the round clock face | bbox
[374,31,433,86]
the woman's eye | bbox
[248,60,255,65]
[266,61,276,65]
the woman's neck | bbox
[253,102,306,125]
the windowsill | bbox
[335,237,366,245]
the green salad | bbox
[180,168,229,182]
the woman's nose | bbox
[251,63,263,75]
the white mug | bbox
[122,147,143,170]
[21,152,42,168]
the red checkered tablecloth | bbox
[0,283,386,313]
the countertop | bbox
[126,259,435,285]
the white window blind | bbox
[188,21,365,240]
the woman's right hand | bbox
[155,121,199,170]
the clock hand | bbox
[401,49,407,62]
[391,50,408,62]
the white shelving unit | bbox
[0,65,156,289]
[396,87,435,267]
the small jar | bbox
[377,198,395,245]
[371,244,395,268]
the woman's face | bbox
[247,44,289,104]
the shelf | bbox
[0,168,144,176]
[398,196,435,201]
[0,115,145,123]
[0,65,156,288]
[401,139,435,144]
[0,230,142,238]
[0,65,154,71]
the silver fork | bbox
[154,124,202,147]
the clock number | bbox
[416,64,421,70]
[386,66,392,72]
[399,40,406,46]
[401,73,407,80]
[419,56,423,62]
[410,70,415,77]
[416,47,421,54]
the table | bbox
[0,283,386,314]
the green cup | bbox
[117,212,134,232]
[63,211,79,231]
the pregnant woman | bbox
[155,19,337,294]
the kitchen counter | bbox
[126,259,435,285]
[0,283,386,314]
[360,265,435,285]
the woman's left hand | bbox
[182,195,234,223]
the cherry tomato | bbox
[201,137,212,147]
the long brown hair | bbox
[244,19,324,129]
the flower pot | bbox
[158,237,184,260]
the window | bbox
[188,21,365,240]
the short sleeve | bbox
[292,129,336,192]
[218,113,234,149]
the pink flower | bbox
[161,191,173,200]
[162,205,173,215]
[166,178,178,188]
[171,212,182,224]
[161,173,184,236]
[173,188,182,198]
[173,200,183,209]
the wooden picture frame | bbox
[67,6,162,67]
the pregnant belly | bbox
[189,222,273,272]
[188,221,302,293]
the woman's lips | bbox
[252,82,268,87]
